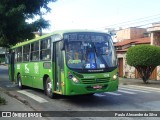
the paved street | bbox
[1,65,160,120]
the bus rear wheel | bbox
[45,77,54,98]
[17,74,23,89]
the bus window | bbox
[23,45,30,62]
[66,42,82,60]
[31,42,39,61]
[40,38,51,60]
[15,47,22,62]
[65,33,117,69]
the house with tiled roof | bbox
[115,37,150,53]
[147,23,160,80]
[115,27,158,80]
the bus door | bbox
[8,51,15,81]
[53,41,64,93]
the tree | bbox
[0,0,56,47]
[126,45,160,83]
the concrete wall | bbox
[116,28,131,41]
[130,28,146,39]
[116,28,146,42]
[119,54,136,79]
[153,32,160,46]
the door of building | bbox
[118,58,123,77]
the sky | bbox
[43,0,160,32]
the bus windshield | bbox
[64,33,117,70]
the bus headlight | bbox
[113,74,118,80]
[72,77,79,83]
[68,74,79,83]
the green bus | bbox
[7,30,118,98]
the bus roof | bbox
[11,29,108,49]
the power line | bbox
[117,17,160,28]
[134,21,160,28]
[97,13,160,30]
[106,14,160,28]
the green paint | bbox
[8,30,119,96]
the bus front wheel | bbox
[17,74,23,89]
[45,77,54,98]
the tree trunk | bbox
[136,66,155,84]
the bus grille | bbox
[81,78,110,84]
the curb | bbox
[0,87,36,111]
[119,78,160,89]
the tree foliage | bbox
[0,0,56,47]
[126,45,160,83]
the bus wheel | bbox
[17,74,23,89]
[45,77,54,98]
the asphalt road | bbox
[1,65,160,120]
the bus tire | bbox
[45,77,54,98]
[17,74,23,90]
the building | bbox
[115,27,158,80]
[147,23,160,80]
[116,27,147,42]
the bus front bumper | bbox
[65,80,119,95]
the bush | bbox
[127,45,160,66]
[126,45,160,83]
[0,57,5,64]
[0,96,6,105]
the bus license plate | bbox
[93,85,102,89]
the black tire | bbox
[17,74,23,89]
[45,77,54,98]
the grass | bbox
[0,96,6,105]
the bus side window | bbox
[31,42,39,61]
[15,49,17,63]
[40,38,51,60]
[23,45,30,62]
[16,47,22,62]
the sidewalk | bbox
[0,88,46,120]
[0,89,33,111]
[119,77,160,88]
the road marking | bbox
[120,85,160,93]
[6,84,17,88]
[17,90,48,103]
[127,85,160,91]
[120,87,150,93]
[94,93,106,97]
[105,92,122,96]
[118,90,136,94]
